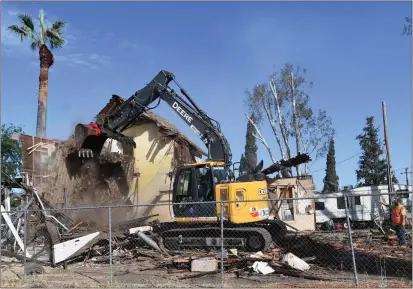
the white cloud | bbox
[119,40,153,55]
[120,40,139,49]
[54,53,111,70]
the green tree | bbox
[8,10,66,138]
[391,171,399,184]
[239,154,247,176]
[322,138,339,193]
[356,116,389,186]
[243,113,258,173]
[1,124,24,181]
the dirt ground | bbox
[1,261,411,288]
[1,228,412,288]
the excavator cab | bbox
[172,161,269,225]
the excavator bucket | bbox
[73,123,136,158]
[73,123,109,158]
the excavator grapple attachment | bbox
[73,123,136,158]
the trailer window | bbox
[354,196,361,205]
[337,197,345,209]
[315,202,325,211]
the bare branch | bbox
[290,72,301,176]
[245,113,277,163]
[256,84,285,160]
[269,78,291,159]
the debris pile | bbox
[66,233,335,282]
[39,136,135,226]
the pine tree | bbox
[239,154,247,176]
[322,138,339,193]
[356,116,388,186]
[243,113,258,174]
[392,171,399,184]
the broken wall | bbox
[19,134,60,188]
[111,121,198,222]
[267,176,316,231]
[38,136,135,228]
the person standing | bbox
[381,198,407,246]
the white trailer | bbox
[315,185,412,229]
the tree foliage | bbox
[245,63,334,175]
[242,113,258,174]
[1,124,24,182]
[356,116,397,186]
[7,10,66,51]
[403,17,412,36]
[239,154,247,176]
[322,138,339,193]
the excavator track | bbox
[158,226,273,253]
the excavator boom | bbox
[73,70,232,168]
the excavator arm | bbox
[74,70,232,167]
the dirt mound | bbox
[40,137,135,228]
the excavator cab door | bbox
[172,165,217,219]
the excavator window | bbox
[196,166,214,202]
[212,166,230,184]
[173,166,217,218]
[176,170,192,200]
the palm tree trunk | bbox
[36,44,54,138]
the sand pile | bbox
[40,137,135,228]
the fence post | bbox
[344,196,358,288]
[23,210,28,283]
[220,200,224,287]
[108,207,113,286]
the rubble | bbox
[250,261,275,275]
[281,252,310,271]
[38,136,135,226]
[191,257,218,272]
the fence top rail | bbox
[1,191,411,213]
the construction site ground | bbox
[1,228,411,288]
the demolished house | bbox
[97,95,207,222]
[18,95,207,226]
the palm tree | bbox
[8,9,66,138]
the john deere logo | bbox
[258,188,267,195]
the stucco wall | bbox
[104,121,205,222]
[268,177,316,231]
[117,122,174,222]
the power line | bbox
[309,152,362,174]
[393,166,412,172]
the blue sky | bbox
[1,1,412,190]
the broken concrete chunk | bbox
[282,252,310,271]
[229,248,237,256]
[250,261,275,275]
[250,251,265,258]
[191,257,218,272]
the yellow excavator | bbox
[71,70,310,252]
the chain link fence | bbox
[1,193,412,288]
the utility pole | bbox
[400,167,411,186]
[382,101,393,193]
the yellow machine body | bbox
[172,161,270,225]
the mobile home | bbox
[315,184,412,229]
